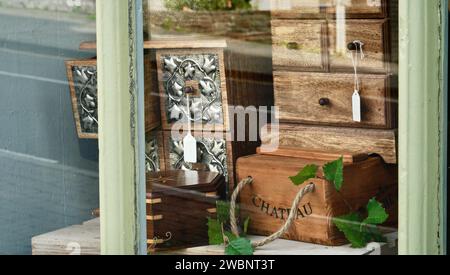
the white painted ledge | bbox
[31,219,397,255]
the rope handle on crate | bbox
[229,177,316,248]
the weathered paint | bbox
[132,0,148,255]
[399,0,447,255]
[97,0,140,255]
[440,0,449,255]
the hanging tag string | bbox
[350,40,365,91]
[186,93,191,133]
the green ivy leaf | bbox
[363,198,389,225]
[225,238,254,255]
[289,164,319,186]
[332,213,370,248]
[207,218,224,245]
[224,231,239,243]
[216,201,239,223]
[323,157,344,191]
[365,225,387,243]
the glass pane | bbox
[0,0,98,255]
[143,0,399,255]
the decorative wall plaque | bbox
[65,60,98,139]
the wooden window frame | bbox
[96,0,449,255]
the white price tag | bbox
[352,90,361,122]
[183,133,197,163]
[184,93,197,163]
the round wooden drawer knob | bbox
[286,42,300,50]
[319,98,330,106]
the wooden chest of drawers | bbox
[269,0,398,163]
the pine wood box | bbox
[146,170,225,252]
[235,148,397,246]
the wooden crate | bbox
[146,170,225,252]
[235,149,397,246]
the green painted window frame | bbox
[96,0,449,255]
[96,0,146,255]
[398,0,448,255]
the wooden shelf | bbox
[79,39,228,51]
[31,218,397,255]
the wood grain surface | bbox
[271,0,388,19]
[328,19,389,73]
[272,20,326,71]
[273,71,396,128]
[261,124,397,164]
[236,153,397,246]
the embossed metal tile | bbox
[160,54,224,126]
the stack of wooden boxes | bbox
[145,40,273,250]
[264,0,398,165]
[145,40,274,187]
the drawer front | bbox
[156,49,229,132]
[324,0,387,18]
[271,0,322,19]
[272,0,387,19]
[274,72,395,128]
[328,19,389,73]
[163,131,231,182]
[272,20,326,71]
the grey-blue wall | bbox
[0,8,99,255]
